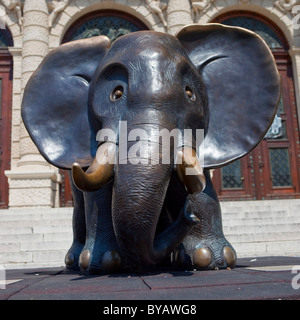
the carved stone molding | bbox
[191,0,214,21]
[0,0,23,27]
[145,0,167,27]
[48,0,69,28]
[274,0,300,14]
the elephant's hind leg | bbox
[182,170,237,270]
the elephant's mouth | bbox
[72,141,206,194]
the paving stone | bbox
[1,257,300,301]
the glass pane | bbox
[221,160,243,189]
[269,148,292,187]
[221,17,283,49]
[277,94,284,114]
[265,95,287,140]
[70,16,141,42]
[0,29,13,47]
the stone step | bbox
[0,251,33,265]
[0,261,66,270]
[222,210,286,219]
[0,250,66,266]
[1,229,297,249]
[221,201,300,216]
[0,225,72,235]
[1,210,298,228]
[223,231,300,243]
[223,223,300,234]
[0,232,72,244]
[43,232,72,242]
[222,215,300,227]
[0,208,72,219]
[0,219,72,229]
[1,199,300,269]
[1,222,297,241]
[230,239,300,258]
[220,199,300,208]
[0,211,72,220]
[0,233,44,243]
[221,209,300,219]
[2,217,299,233]
[0,240,71,253]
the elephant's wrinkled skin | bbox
[22,24,280,273]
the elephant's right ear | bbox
[177,24,280,168]
[21,36,111,169]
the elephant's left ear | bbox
[177,24,281,168]
[22,36,111,169]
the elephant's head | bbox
[22,24,280,269]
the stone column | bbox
[5,0,60,208]
[167,0,193,35]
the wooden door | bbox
[212,12,300,201]
[212,56,300,200]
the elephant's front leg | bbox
[79,180,121,273]
[182,170,237,270]
[65,173,86,271]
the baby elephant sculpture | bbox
[22,24,280,273]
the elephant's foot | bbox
[174,236,236,270]
[78,247,122,273]
[191,239,236,269]
[178,178,237,270]
[77,239,122,274]
[77,216,121,273]
[64,235,120,273]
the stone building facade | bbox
[1,0,300,208]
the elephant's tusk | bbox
[176,147,206,194]
[72,142,116,192]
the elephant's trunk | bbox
[111,141,205,269]
[112,159,179,267]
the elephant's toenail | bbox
[65,252,75,267]
[223,246,236,268]
[79,249,91,270]
[193,247,212,268]
[102,251,121,272]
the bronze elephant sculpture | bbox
[22,24,280,273]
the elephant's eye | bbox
[185,86,196,102]
[110,86,124,101]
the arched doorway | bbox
[0,29,13,208]
[60,10,148,207]
[212,12,300,200]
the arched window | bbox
[218,16,284,49]
[212,12,300,200]
[0,28,13,208]
[62,10,148,43]
[60,10,148,207]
